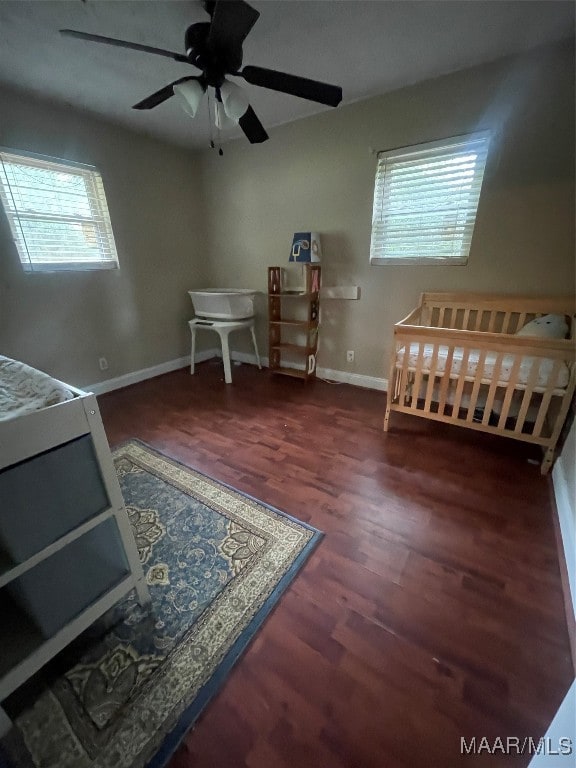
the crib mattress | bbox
[0,355,75,421]
[396,343,570,390]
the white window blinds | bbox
[0,149,119,272]
[369,132,490,265]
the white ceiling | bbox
[0,1,574,149]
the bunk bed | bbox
[384,293,576,474]
[0,355,149,735]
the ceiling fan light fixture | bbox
[220,80,250,122]
[173,80,204,117]
[214,100,236,130]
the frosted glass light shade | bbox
[173,80,204,118]
[220,80,250,121]
[215,101,235,130]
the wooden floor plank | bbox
[98,361,574,768]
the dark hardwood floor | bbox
[99,360,574,768]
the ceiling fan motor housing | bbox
[184,23,242,87]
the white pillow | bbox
[516,314,568,339]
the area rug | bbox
[2,439,322,768]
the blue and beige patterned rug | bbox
[2,440,322,768]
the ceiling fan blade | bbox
[240,65,342,107]
[238,106,268,144]
[60,29,190,64]
[207,1,260,53]
[132,77,201,110]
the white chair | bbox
[189,317,261,384]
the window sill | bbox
[369,257,469,266]
[21,262,119,273]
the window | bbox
[369,131,490,265]
[0,149,119,272]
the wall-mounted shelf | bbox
[268,265,321,382]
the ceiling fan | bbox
[60,0,343,145]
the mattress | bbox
[396,343,570,390]
[0,355,75,421]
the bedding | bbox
[515,313,569,339]
[0,355,75,421]
[396,343,570,390]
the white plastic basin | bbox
[188,289,258,320]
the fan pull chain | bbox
[214,89,224,156]
[207,91,215,149]
[206,91,224,156]
[216,111,223,156]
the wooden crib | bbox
[384,292,576,474]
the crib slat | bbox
[438,307,446,328]
[438,347,455,416]
[516,313,527,333]
[482,352,504,426]
[502,312,512,334]
[462,309,470,331]
[424,344,440,412]
[399,339,411,406]
[394,343,402,401]
[411,343,426,409]
[498,355,523,429]
[487,311,497,332]
[532,360,563,437]
[452,347,470,417]
[515,359,541,435]
[466,349,487,422]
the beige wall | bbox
[1,40,573,388]
[0,84,208,388]
[198,40,575,377]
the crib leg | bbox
[384,392,392,432]
[384,365,398,432]
[541,446,555,475]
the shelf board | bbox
[268,291,316,298]
[270,366,311,380]
[269,320,317,327]
[0,508,115,590]
[270,343,311,353]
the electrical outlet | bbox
[99,357,109,371]
[346,350,354,363]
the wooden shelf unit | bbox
[268,264,321,381]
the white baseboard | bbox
[317,366,387,391]
[86,354,194,395]
[86,349,388,396]
[552,457,576,622]
[227,349,268,368]
[227,351,387,391]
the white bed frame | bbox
[0,383,150,735]
[384,293,576,474]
